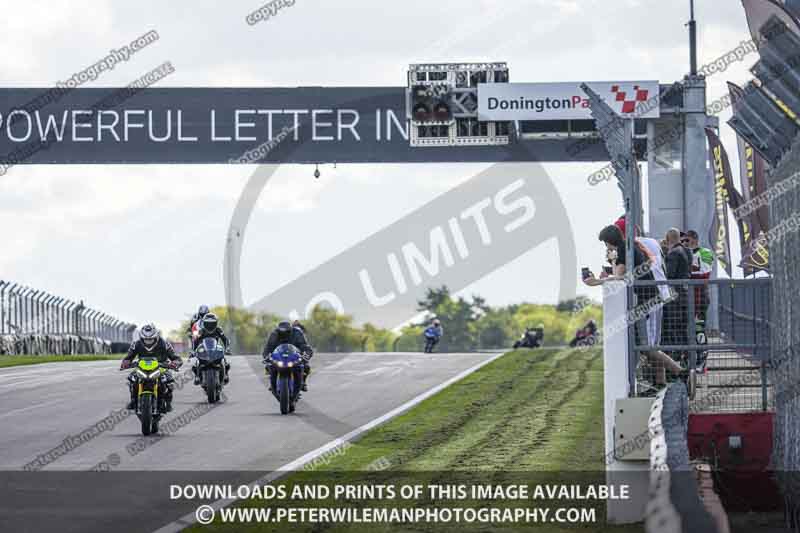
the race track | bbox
[0,352,500,533]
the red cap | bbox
[614,216,626,236]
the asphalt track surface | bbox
[0,351,498,533]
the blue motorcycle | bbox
[423,327,441,353]
[264,343,306,414]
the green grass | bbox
[0,354,123,368]
[196,348,643,533]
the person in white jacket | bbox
[637,235,670,347]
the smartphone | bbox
[581,267,592,280]
[603,266,613,275]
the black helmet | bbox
[198,305,210,317]
[201,313,218,334]
[139,323,160,351]
[276,321,292,343]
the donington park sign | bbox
[477,81,661,121]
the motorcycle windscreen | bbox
[197,337,225,361]
[271,343,301,363]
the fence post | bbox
[26,289,38,334]
[17,287,29,333]
[54,298,64,334]
[104,315,113,341]
[0,281,7,335]
[42,294,55,334]
[34,292,45,334]
[686,281,696,374]
[90,310,101,337]
[74,301,85,336]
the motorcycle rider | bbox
[190,312,232,385]
[120,323,182,412]
[534,323,544,344]
[292,319,307,336]
[424,319,443,353]
[262,320,314,391]
[515,326,541,349]
[186,304,211,340]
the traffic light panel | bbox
[411,84,451,123]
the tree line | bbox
[172,287,601,353]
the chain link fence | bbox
[630,278,772,413]
[0,280,136,355]
[768,135,800,528]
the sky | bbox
[0,0,760,333]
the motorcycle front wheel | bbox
[205,368,219,404]
[139,394,154,436]
[278,375,291,415]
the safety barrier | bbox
[0,280,136,354]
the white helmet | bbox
[139,323,160,352]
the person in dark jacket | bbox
[663,228,692,360]
[262,321,314,391]
[120,323,182,411]
[190,313,232,385]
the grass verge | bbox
[196,348,643,533]
[0,354,123,368]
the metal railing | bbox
[629,277,772,412]
[0,279,136,354]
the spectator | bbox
[636,229,670,348]
[663,228,692,360]
[683,230,712,326]
[614,220,670,347]
[584,225,684,386]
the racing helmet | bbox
[139,323,160,351]
[276,321,293,343]
[201,313,219,334]
[197,304,210,318]
[432,319,441,327]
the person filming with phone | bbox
[582,225,685,388]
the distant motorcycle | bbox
[123,357,180,436]
[264,343,307,415]
[193,337,228,404]
[513,329,542,349]
[569,322,598,348]
[423,327,441,353]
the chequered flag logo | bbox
[610,85,650,114]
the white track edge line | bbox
[152,351,506,533]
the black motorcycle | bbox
[194,337,228,403]
[513,330,542,349]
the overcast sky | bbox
[1,0,758,333]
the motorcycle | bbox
[123,357,179,436]
[187,319,201,351]
[569,322,598,348]
[194,337,228,404]
[423,329,441,353]
[513,330,542,349]
[264,343,306,415]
